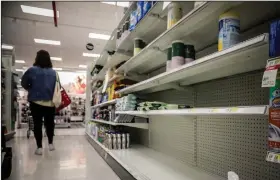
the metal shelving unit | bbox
[1,48,17,139]
[85,2,280,180]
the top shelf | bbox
[93,2,137,67]
[115,1,280,74]
[115,1,242,74]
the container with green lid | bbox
[171,40,185,69]
[185,44,195,63]
[134,38,146,56]
[166,46,172,72]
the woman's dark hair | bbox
[33,50,53,68]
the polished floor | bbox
[6,130,120,180]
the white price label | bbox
[262,69,278,87]
[266,151,280,164]
[226,107,239,113]
[210,108,219,113]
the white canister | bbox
[108,134,112,150]
[117,134,122,150]
[112,134,117,149]
[126,133,130,148]
[218,12,240,51]
[167,2,182,29]
[122,133,126,149]
[171,40,185,69]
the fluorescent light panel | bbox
[102,2,116,5]
[89,33,110,40]
[53,67,63,71]
[82,53,100,57]
[117,2,130,7]
[79,65,87,68]
[21,5,59,18]
[101,2,129,7]
[51,57,62,61]
[16,69,24,72]
[34,38,61,45]
[2,44,14,50]
[15,60,25,64]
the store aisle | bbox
[7,135,120,180]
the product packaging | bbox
[269,19,280,58]
[218,11,240,51]
[129,10,137,31]
[262,57,280,152]
[136,1,144,23]
[143,1,152,16]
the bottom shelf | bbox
[86,132,223,180]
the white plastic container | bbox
[167,2,182,29]
[218,12,240,51]
[126,133,130,148]
[122,133,126,149]
[117,134,122,149]
[112,134,117,149]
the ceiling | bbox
[1,1,126,72]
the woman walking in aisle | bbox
[21,50,58,155]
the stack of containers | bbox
[167,41,195,71]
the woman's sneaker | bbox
[49,144,55,151]
[35,148,43,155]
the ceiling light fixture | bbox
[82,53,100,58]
[15,60,25,64]
[89,33,110,40]
[1,44,14,50]
[101,2,129,7]
[21,5,59,18]
[79,65,87,68]
[116,2,130,7]
[51,57,62,61]
[53,67,63,71]
[34,38,61,45]
[16,69,24,72]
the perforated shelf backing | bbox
[149,116,196,166]
[144,70,280,180]
[197,116,279,180]
[195,70,268,107]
